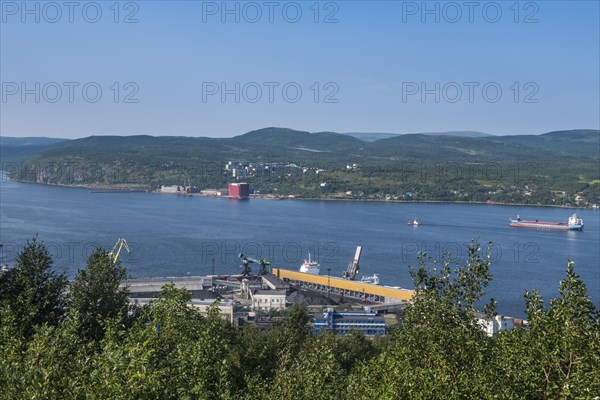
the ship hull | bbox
[509,220,583,231]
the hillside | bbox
[344,131,493,142]
[0,136,68,163]
[5,128,600,206]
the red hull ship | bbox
[509,214,584,231]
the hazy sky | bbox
[1,0,599,138]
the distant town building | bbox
[313,308,386,336]
[228,182,250,199]
[160,185,182,193]
[201,189,225,196]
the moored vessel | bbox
[509,214,584,231]
[299,253,320,275]
[360,273,380,285]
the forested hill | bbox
[0,136,68,163]
[9,128,599,162]
[5,128,600,206]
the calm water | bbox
[1,175,598,318]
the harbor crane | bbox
[109,238,130,265]
[342,245,362,280]
[238,253,271,276]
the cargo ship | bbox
[509,214,584,231]
[299,253,320,275]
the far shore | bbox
[4,177,598,210]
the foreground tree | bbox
[69,247,130,342]
[1,238,598,399]
[0,236,67,336]
[347,240,496,399]
[493,261,600,398]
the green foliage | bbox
[503,261,600,398]
[70,247,129,341]
[0,239,598,398]
[409,240,495,311]
[346,241,496,399]
[10,129,600,205]
[0,235,68,336]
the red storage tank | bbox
[228,183,249,199]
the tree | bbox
[69,247,129,342]
[0,235,67,336]
[269,334,349,400]
[409,239,495,311]
[347,241,496,398]
[493,261,600,398]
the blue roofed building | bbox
[313,308,386,336]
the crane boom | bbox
[109,238,130,265]
[342,245,362,280]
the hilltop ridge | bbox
[4,128,599,207]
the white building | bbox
[160,185,181,193]
[477,314,516,337]
[250,290,287,311]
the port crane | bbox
[109,238,130,265]
[238,253,271,276]
[342,245,362,280]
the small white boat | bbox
[299,252,320,275]
[407,219,422,226]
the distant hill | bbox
[5,127,599,206]
[5,128,598,166]
[234,127,362,152]
[7,128,599,166]
[343,132,402,142]
[344,131,493,142]
[0,136,68,163]
[413,131,493,138]
[0,137,69,147]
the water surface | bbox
[1,176,598,318]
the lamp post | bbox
[327,267,331,294]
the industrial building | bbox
[272,268,414,303]
[250,290,287,311]
[313,308,386,336]
[228,182,250,199]
[160,185,183,193]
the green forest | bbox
[1,237,598,399]
[5,128,600,207]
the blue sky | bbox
[1,0,599,138]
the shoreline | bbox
[4,177,597,210]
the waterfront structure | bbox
[160,185,182,193]
[241,278,264,298]
[200,189,224,196]
[250,290,287,311]
[228,182,250,199]
[272,268,414,303]
[313,308,386,335]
